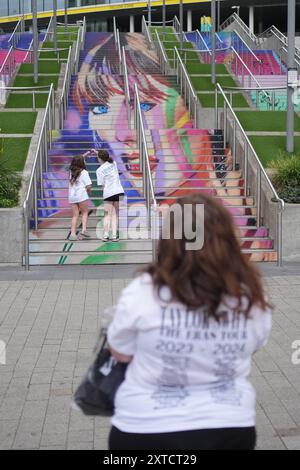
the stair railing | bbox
[0,47,15,88]
[113,17,117,44]
[23,84,55,271]
[121,46,131,128]
[8,18,24,49]
[174,46,198,127]
[173,16,181,35]
[258,25,300,61]
[59,46,73,128]
[229,46,271,108]
[259,26,300,70]
[81,16,86,50]
[134,83,158,262]
[220,84,287,112]
[278,44,300,72]
[196,30,211,64]
[0,84,51,110]
[116,28,122,74]
[44,16,55,43]
[220,13,257,45]
[232,29,262,74]
[73,26,82,74]
[215,83,284,266]
[142,16,153,49]
[154,30,169,75]
[24,38,34,63]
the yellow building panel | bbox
[0,0,211,25]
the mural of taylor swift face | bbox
[72,32,196,198]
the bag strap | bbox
[94,328,108,355]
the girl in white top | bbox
[68,154,92,241]
[107,193,272,450]
[95,149,124,242]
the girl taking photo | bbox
[96,149,125,242]
[68,154,92,241]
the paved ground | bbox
[1,263,300,450]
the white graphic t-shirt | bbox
[96,161,124,200]
[68,169,92,204]
[107,274,272,434]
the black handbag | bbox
[72,332,128,416]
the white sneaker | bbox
[102,233,109,242]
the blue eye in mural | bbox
[91,105,109,115]
[140,102,155,112]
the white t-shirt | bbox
[68,169,92,204]
[96,161,124,200]
[107,273,272,434]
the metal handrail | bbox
[142,15,153,49]
[220,13,257,44]
[268,28,300,65]
[232,29,262,66]
[59,46,72,127]
[0,84,52,110]
[0,47,15,87]
[259,25,300,59]
[113,16,117,43]
[278,44,300,70]
[23,84,55,270]
[215,83,284,266]
[8,18,24,48]
[195,29,211,64]
[24,38,34,63]
[121,46,131,128]
[146,19,174,25]
[173,16,181,35]
[134,83,158,261]
[116,28,122,74]
[174,46,198,127]
[44,16,54,43]
[81,16,86,50]
[196,30,212,54]
[154,30,169,75]
[73,27,82,74]
[230,45,270,104]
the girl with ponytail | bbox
[95,149,125,242]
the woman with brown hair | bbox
[68,154,92,241]
[106,193,272,450]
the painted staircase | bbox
[28,32,277,265]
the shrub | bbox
[0,159,22,208]
[269,152,300,203]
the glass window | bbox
[0,0,8,17]
[8,0,20,15]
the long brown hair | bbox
[70,155,86,185]
[145,194,269,319]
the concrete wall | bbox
[283,205,300,262]
[0,208,23,265]
[0,111,44,266]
